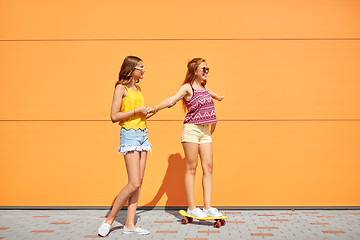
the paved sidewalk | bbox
[0,209,359,240]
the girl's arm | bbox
[110,85,147,123]
[153,84,192,113]
[206,86,225,101]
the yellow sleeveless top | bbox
[119,85,147,130]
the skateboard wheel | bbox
[181,218,188,224]
[214,221,221,228]
[220,219,226,226]
[187,217,193,223]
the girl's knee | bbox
[128,180,141,192]
[202,163,213,175]
[186,165,198,175]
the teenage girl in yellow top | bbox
[98,56,151,236]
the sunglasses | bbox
[135,66,145,71]
[200,67,209,72]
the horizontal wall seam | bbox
[0,206,359,210]
[1,38,360,42]
[1,119,360,122]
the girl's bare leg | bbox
[125,151,147,229]
[182,142,199,210]
[199,142,213,209]
[105,151,142,225]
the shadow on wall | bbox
[106,153,187,224]
[143,152,187,211]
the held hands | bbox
[145,106,157,119]
[136,106,157,116]
[135,106,157,119]
[137,106,149,116]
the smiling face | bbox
[132,61,145,80]
[195,62,209,83]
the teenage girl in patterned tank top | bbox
[149,58,225,219]
[98,56,152,237]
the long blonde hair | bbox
[115,56,142,87]
[181,58,206,111]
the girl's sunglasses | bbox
[135,66,145,71]
[201,67,209,73]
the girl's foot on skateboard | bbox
[187,207,207,218]
[203,207,223,217]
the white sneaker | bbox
[203,207,223,217]
[187,207,207,218]
[123,226,149,235]
[98,219,111,237]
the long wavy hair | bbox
[181,58,206,112]
[115,56,142,87]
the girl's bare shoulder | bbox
[115,83,126,91]
[114,84,127,97]
[181,83,192,91]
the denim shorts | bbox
[117,128,152,155]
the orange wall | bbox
[1,0,360,207]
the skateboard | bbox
[179,210,227,228]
